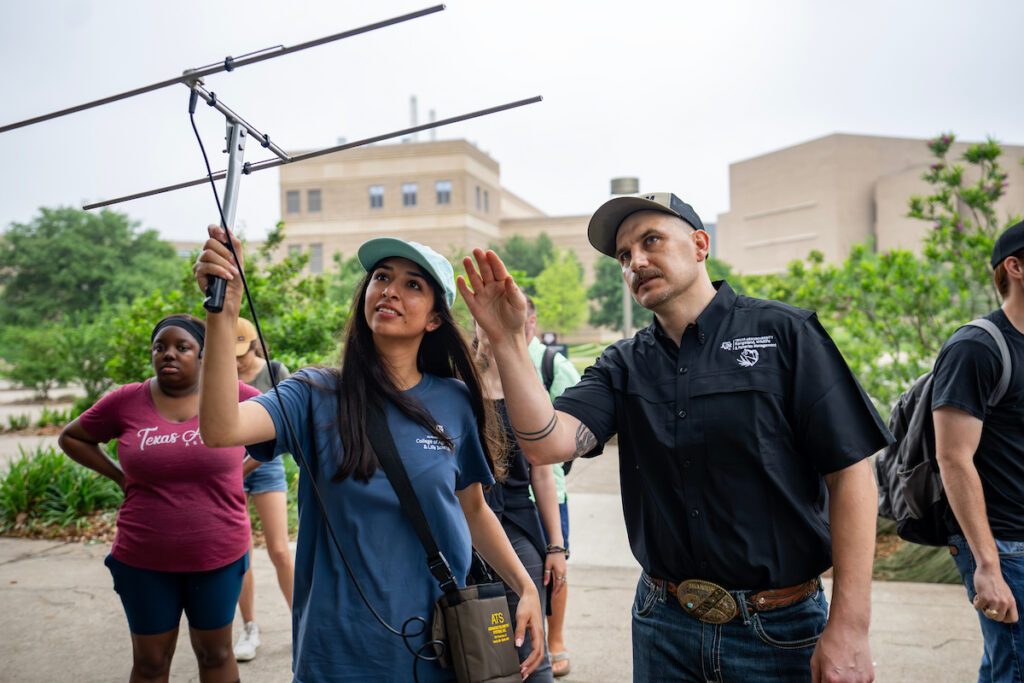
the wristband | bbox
[546,544,568,559]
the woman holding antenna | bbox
[194,226,543,682]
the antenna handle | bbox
[203,276,227,313]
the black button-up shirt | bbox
[554,281,892,589]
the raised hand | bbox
[457,248,527,343]
[193,224,244,315]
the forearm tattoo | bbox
[513,412,558,442]
[573,422,597,458]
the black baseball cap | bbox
[992,220,1024,268]
[588,192,705,257]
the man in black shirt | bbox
[933,220,1024,682]
[459,192,890,682]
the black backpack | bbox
[875,319,1011,546]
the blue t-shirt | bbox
[248,368,495,682]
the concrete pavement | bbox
[0,443,987,681]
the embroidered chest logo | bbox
[720,335,777,367]
[416,424,451,452]
[737,349,759,367]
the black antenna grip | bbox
[203,276,227,313]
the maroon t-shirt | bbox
[79,379,259,572]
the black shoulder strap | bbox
[964,319,1012,406]
[542,345,557,393]
[366,402,458,595]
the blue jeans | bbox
[632,572,827,682]
[948,534,1024,682]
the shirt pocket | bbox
[689,368,790,471]
[621,374,677,450]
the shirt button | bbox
[689,509,700,519]
[678,367,688,374]
[698,333,706,344]
[683,460,691,468]
[700,561,708,570]
[677,410,687,419]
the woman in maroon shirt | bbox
[59,314,258,682]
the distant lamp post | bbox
[610,177,640,338]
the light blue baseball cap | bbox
[357,237,457,308]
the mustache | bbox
[631,268,664,291]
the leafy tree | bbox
[0,325,72,399]
[586,258,652,331]
[104,224,351,385]
[0,207,183,326]
[489,233,555,295]
[533,249,587,335]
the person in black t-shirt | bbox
[459,192,891,682]
[933,220,1024,682]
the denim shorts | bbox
[105,552,248,635]
[243,455,287,494]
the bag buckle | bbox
[676,579,738,624]
[427,553,457,593]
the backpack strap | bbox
[542,345,557,394]
[964,319,1012,406]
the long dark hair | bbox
[323,264,505,483]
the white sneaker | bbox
[234,621,261,662]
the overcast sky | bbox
[2,0,1022,245]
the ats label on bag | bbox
[488,612,510,644]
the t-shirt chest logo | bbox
[415,424,451,452]
[137,426,203,450]
[719,335,777,367]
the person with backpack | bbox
[933,220,1024,682]
[461,192,893,682]
[522,295,581,678]
[232,316,296,662]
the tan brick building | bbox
[274,139,595,282]
[715,134,1024,274]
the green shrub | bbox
[5,414,30,432]
[35,405,71,428]
[0,445,122,533]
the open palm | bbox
[457,249,527,339]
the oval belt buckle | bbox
[677,579,738,625]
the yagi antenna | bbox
[0,3,542,312]
[0,5,447,134]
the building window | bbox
[475,186,481,210]
[436,180,452,205]
[286,190,300,214]
[288,244,301,257]
[309,243,323,274]
[402,182,418,207]
[484,190,489,213]
[307,189,322,213]
[368,185,384,209]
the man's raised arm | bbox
[458,249,596,465]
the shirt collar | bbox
[649,280,736,346]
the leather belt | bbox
[648,576,819,625]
